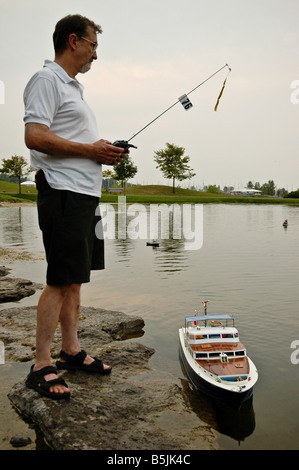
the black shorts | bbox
[37,173,104,286]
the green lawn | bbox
[1,180,298,205]
[0,180,37,202]
[101,184,299,205]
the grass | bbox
[0,180,37,203]
[102,184,299,205]
[1,180,299,205]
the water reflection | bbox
[104,203,196,274]
[152,240,188,275]
[0,207,42,251]
[212,396,255,444]
[0,207,24,247]
[179,363,256,444]
[114,238,135,263]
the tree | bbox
[0,155,33,194]
[284,189,299,198]
[261,180,275,196]
[207,184,221,194]
[154,143,196,193]
[102,169,114,190]
[103,169,113,179]
[113,156,137,194]
[277,187,288,198]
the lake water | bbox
[0,202,299,450]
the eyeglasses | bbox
[80,36,98,52]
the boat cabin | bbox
[185,314,239,344]
[180,310,256,392]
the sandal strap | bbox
[30,365,57,377]
[59,349,87,364]
[59,350,104,370]
[91,357,103,368]
[39,376,68,392]
[27,365,69,389]
[45,377,68,387]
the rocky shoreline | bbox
[0,264,218,451]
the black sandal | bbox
[56,349,112,374]
[25,365,70,400]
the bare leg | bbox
[59,283,111,370]
[59,283,82,354]
[33,284,70,395]
[33,283,110,394]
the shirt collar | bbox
[44,60,83,88]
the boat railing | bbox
[185,314,235,329]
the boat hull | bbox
[179,330,256,406]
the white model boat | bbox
[179,301,258,406]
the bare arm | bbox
[25,123,125,166]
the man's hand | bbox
[91,139,127,165]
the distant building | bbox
[21,181,36,187]
[230,188,262,196]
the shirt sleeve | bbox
[23,74,60,128]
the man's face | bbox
[77,26,98,74]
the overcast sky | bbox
[1,0,299,190]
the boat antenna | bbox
[202,300,209,315]
[127,64,231,143]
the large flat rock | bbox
[0,305,145,362]
[3,305,217,450]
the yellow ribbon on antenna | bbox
[214,66,231,111]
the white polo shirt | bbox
[23,60,102,197]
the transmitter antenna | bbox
[127,64,231,142]
[112,64,231,152]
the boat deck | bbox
[190,341,249,377]
[196,356,249,377]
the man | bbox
[23,14,126,399]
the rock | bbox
[0,305,145,362]
[4,305,217,450]
[0,268,217,451]
[0,266,10,277]
[9,434,32,448]
[0,277,43,303]
[0,266,43,303]
[8,341,217,450]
